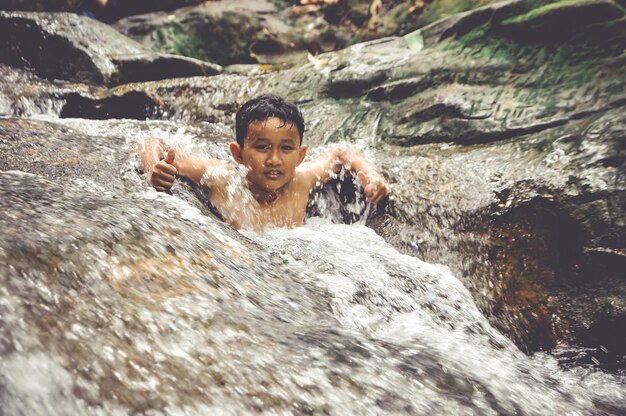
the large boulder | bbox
[0,11,221,86]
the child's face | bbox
[231,117,307,196]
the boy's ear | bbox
[229,142,243,163]
[297,144,308,166]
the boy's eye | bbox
[282,145,295,151]
[255,144,270,151]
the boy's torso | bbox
[208,171,312,231]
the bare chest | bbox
[211,188,310,231]
[257,196,309,228]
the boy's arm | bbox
[300,148,390,204]
[137,137,227,191]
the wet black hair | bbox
[235,94,305,147]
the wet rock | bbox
[0,64,86,117]
[0,11,221,86]
[60,91,164,120]
[336,0,504,43]
[379,104,626,359]
[415,0,510,28]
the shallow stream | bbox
[1,114,625,415]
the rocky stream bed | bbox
[0,0,625,414]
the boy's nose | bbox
[266,151,282,166]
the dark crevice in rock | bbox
[307,173,387,225]
[549,275,626,372]
[598,154,625,167]
[400,103,467,123]
[580,316,626,364]
[326,71,389,99]
[368,76,433,101]
[111,56,219,84]
[59,91,164,120]
[485,196,589,351]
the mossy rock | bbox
[149,10,263,66]
[115,2,279,66]
[497,0,626,41]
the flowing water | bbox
[1,106,625,414]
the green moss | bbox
[147,11,263,65]
[503,0,575,24]
[440,21,626,106]
[502,0,625,26]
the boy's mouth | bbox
[264,170,283,180]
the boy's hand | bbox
[357,170,390,204]
[150,148,177,192]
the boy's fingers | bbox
[369,188,380,203]
[154,170,176,182]
[157,161,177,175]
[357,171,367,186]
[367,180,382,194]
[370,188,383,204]
[152,177,174,189]
[358,172,390,203]
[374,189,387,204]
[370,184,389,204]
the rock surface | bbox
[0,11,221,86]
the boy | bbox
[138,94,390,231]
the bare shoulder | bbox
[200,159,237,189]
[296,149,342,190]
[292,167,319,194]
[295,158,329,193]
